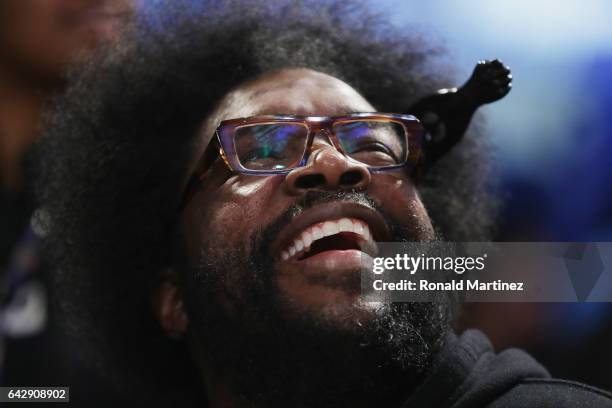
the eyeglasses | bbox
[203,112,422,175]
[182,113,423,204]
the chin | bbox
[275,277,388,328]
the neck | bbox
[0,65,50,191]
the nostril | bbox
[295,173,326,189]
[339,170,364,186]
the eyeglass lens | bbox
[233,120,410,171]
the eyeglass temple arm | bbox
[408,59,512,164]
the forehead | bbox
[235,69,375,116]
[200,69,376,141]
[230,69,374,116]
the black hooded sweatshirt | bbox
[402,330,612,407]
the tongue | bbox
[300,232,361,260]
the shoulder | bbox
[488,378,612,408]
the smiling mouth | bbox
[279,217,378,262]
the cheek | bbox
[181,175,286,259]
[369,173,434,234]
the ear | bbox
[154,280,189,339]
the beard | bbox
[181,191,455,408]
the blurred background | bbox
[1,0,611,395]
[0,0,141,391]
[376,0,612,390]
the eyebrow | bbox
[248,105,370,117]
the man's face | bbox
[174,69,447,404]
[181,69,435,317]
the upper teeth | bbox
[280,217,375,261]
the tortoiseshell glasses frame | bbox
[183,113,423,201]
[211,111,420,169]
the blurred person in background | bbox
[0,0,137,386]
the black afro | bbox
[36,0,498,403]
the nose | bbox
[284,138,371,195]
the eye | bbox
[333,120,406,166]
[234,123,308,171]
[240,147,289,170]
[242,147,285,162]
[350,141,394,155]
[347,142,400,163]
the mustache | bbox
[260,190,378,247]
[252,190,412,259]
